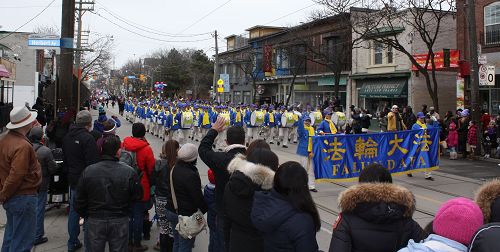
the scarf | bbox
[304,124,315,152]
[416,120,427,129]
[325,119,338,134]
[236,112,241,122]
[202,112,210,125]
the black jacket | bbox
[166,160,208,216]
[224,154,275,252]
[252,189,319,252]
[33,143,57,191]
[468,223,500,252]
[198,129,246,214]
[329,183,424,252]
[154,159,170,198]
[62,124,100,187]
[74,156,143,218]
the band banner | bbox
[312,128,440,182]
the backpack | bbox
[120,150,141,179]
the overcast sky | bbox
[1,0,322,68]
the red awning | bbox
[0,64,10,78]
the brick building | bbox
[457,0,500,114]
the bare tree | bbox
[236,48,261,103]
[80,34,114,82]
[318,0,455,112]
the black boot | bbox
[143,219,152,240]
[159,234,174,252]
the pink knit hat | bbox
[433,197,484,245]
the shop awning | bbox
[358,78,408,98]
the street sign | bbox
[220,74,230,93]
[487,65,496,86]
[28,39,61,47]
[478,55,487,65]
[127,75,136,79]
[479,65,495,86]
[217,79,224,85]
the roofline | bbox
[245,25,286,31]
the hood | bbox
[122,136,150,152]
[338,183,416,221]
[68,124,90,137]
[449,122,456,130]
[227,154,275,191]
[224,144,246,153]
[475,179,500,223]
[251,190,296,233]
[404,234,467,252]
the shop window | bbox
[374,42,384,65]
[485,2,500,45]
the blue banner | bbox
[312,128,440,182]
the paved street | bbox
[1,107,499,252]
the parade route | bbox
[1,107,499,252]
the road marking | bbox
[414,194,443,204]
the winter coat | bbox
[397,234,468,252]
[468,223,500,252]
[329,183,425,252]
[75,155,143,218]
[467,125,478,146]
[198,129,246,214]
[165,160,207,216]
[446,123,458,148]
[252,189,319,252]
[122,136,155,201]
[33,143,57,191]
[154,159,170,198]
[62,124,100,187]
[224,154,275,252]
[475,179,500,223]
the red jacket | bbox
[467,125,478,146]
[122,137,155,201]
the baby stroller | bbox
[47,148,69,209]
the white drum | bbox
[220,113,231,126]
[251,111,265,126]
[281,112,295,128]
[181,112,194,129]
[309,113,316,126]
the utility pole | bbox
[213,30,220,103]
[59,0,76,111]
[75,1,94,110]
[466,0,481,155]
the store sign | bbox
[318,76,347,86]
[263,45,273,73]
[411,49,459,70]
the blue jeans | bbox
[165,210,195,252]
[1,195,37,252]
[35,191,48,240]
[129,201,146,245]
[68,188,82,250]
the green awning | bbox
[358,78,408,98]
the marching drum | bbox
[333,111,347,129]
[312,111,322,126]
[181,112,193,129]
[281,112,295,128]
[250,111,265,126]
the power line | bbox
[177,0,233,34]
[0,0,57,41]
[0,5,61,9]
[95,3,212,38]
[263,3,317,26]
[90,11,213,43]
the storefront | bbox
[357,77,408,114]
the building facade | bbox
[349,8,458,115]
[457,0,500,115]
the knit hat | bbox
[177,143,198,162]
[433,197,484,245]
[76,110,92,125]
[207,169,215,184]
[103,119,116,134]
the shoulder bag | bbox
[169,165,207,239]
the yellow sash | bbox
[304,124,315,152]
[236,112,241,122]
[326,119,338,134]
[202,113,210,125]
[269,112,274,123]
